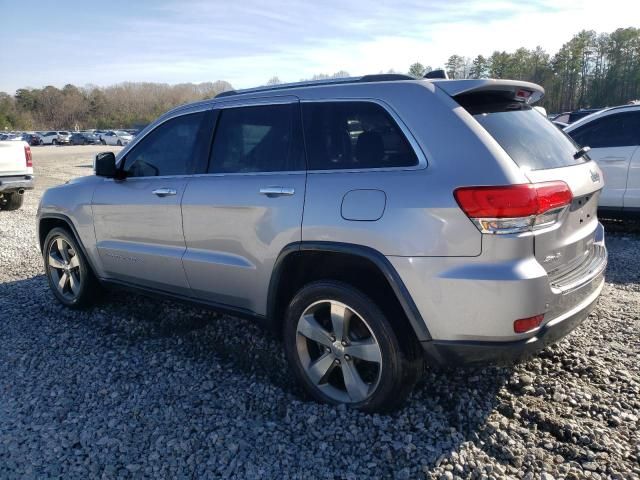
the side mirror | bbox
[95,152,117,177]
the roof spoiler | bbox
[429,79,545,104]
[424,69,448,79]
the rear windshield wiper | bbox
[573,146,591,160]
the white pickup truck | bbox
[0,140,34,211]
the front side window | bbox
[569,112,640,149]
[301,101,418,170]
[124,111,206,177]
[208,103,304,173]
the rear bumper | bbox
[0,175,34,193]
[422,274,604,366]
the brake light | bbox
[514,314,544,333]
[24,145,32,168]
[454,181,572,234]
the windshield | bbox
[458,94,588,171]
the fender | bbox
[267,241,432,341]
[37,213,99,275]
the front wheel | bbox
[43,227,101,308]
[283,281,423,413]
[52,139,58,145]
[117,140,122,146]
[101,139,106,145]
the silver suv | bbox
[37,75,607,412]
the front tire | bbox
[52,139,58,145]
[283,281,422,413]
[117,140,122,146]
[43,227,101,308]
[0,192,24,211]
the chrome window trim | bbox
[115,97,428,177]
[300,97,428,173]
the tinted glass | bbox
[302,102,418,170]
[124,111,206,177]
[569,112,640,148]
[208,103,303,173]
[462,95,586,170]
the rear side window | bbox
[460,94,586,171]
[568,112,640,148]
[302,101,418,170]
[208,103,304,173]
[124,111,206,177]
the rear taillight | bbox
[514,314,544,333]
[454,181,572,234]
[24,145,33,168]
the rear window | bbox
[459,94,587,171]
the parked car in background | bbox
[0,139,33,210]
[39,131,71,145]
[565,104,640,218]
[56,131,72,144]
[21,133,42,146]
[37,75,607,412]
[70,132,100,145]
[553,108,601,124]
[0,133,26,141]
[101,130,133,146]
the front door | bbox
[92,109,210,294]
[181,98,306,315]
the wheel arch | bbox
[38,214,98,274]
[267,241,431,342]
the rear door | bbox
[566,111,640,208]
[181,98,306,315]
[92,109,210,294]
[461,93,604,279]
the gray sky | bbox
[0,0,636,93]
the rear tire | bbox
[283,280,423,413]
[43,227,101,309]
[0,192,24,211]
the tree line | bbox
[409,27,640,113]
[0,81,232,131]
[1,27,638,130]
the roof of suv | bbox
[215,76,544,102]
[161,76,545,122]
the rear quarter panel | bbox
[299,82,530,257]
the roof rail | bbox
[215,73,415,99]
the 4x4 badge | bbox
[590,169,600,183]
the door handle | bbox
[600,156,626,163]
[259,186,295,197]
[152,188,177,197]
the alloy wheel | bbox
[296,300,383,404]
[47,237,82,300]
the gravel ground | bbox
[1,146,639,479]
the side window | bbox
[124,111,206,177]
[570,112,640,148]
[301,101,419,170]
[208,103,304,173]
